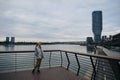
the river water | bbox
[0,44,95,77]
[0,44,94,53]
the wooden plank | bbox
[0,67,86,80]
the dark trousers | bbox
[35,58,42,70]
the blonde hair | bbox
[36,41,42,46]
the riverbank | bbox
[97,46,120,58]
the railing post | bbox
[75,54,80,76]
[33,54,36,68]
[34,53,35,68]
[65,52,70,70]
[49,51,52,68]
[90,56,96,80]
[60,51,63,67]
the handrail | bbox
[44,49,120,80]
[44,50,120,61]
[0,50,120,61]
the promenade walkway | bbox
[97,46,120,58]
[0,67,86,80]
[95,47,119,80]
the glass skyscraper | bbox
[11,37,15,43]
[6,37,9,43]
[92,11,102,43]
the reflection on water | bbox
[86,45,95,54]
[4,44,15,51]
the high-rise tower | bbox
[11,37,15,44]
[6,37,9,43]
[92,11,102,43]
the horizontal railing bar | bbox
[44,50,60,52]
[0,50,34,53]
[0,50,120,61]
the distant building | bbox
[86,37,93,45]
[11,37,15,44]
[6,37,9,43]
[109,35,112,41]
[112,33,120,46]
[102,35,107,41]
[92,11,102,43]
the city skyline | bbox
[0,0,120,42]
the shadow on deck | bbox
[0,67,86,80]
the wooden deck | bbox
[0,67,86,80]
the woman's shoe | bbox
[32,69,35,73]
[37,70,40,73]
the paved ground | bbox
[0,67,86,80]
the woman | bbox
[32,42,44,73]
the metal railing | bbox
[0,50,120,80]
[0,50,35,73]
[0,50,63,73]
[44,50,120,80]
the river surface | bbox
[0,44,94,53]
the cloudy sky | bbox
[0,0,120,42]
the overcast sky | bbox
[0,0,120,42]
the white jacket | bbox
[35,46,44,59]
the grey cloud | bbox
[0,0,120,41]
